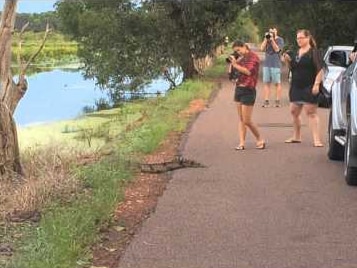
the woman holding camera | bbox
[282,29,324,147]
[229,40,265,150]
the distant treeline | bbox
[13,11,60,32]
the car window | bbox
[328,50,347,66]
[327,50,350,67]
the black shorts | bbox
[234,86,256,105]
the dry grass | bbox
[0,145,102,221]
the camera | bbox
[265,32,271,39]
[225,51,240,63]
[265,30,275,40]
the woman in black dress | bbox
[282,29,324,147]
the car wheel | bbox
[328,110,344,160]
[344,118,357,185]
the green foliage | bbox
[149,0,246,79]
[249,0,357,49]
[204,56,228,79]
[12,161,131,268]
[226,10,260,44]
[56,0,166,93]
[11,31,78,65]
[14,11,60,32]
[55,0,247,94]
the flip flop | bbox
[235,145,245,151]
[313,143,324,147]
[285,138,302,143]
[256,141,266,150]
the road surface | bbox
[118,59,357,268]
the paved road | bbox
[118,63,357,268]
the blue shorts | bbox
[263,67,281,83]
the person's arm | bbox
[277,37,284,53]
[260,38,268,51]
[270,38,280,53]
[312,69,324,95]
[227,63,232,74]
[230,54,257,76]
[230,60,251,76]
[311,48,324,95]
[282,52,292,68]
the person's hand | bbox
[312,84,320,95]
[282,52,291,62]
[229,56,237,65]
[349,52,357,63]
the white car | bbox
[322,46,353,99]
[325,45,357,185]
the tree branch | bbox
[16,21,29,75]
[20,23,51,76]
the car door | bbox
[340,55,354,126]
[323,48,351,97]
[345,62,357,135]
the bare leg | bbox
[263,83,270,107]
[304,103,323,146]
[276,82,282,102]
[263,83,270,101]
[236,103,247,147]
[241,104,264,146]
[286,103,303,141]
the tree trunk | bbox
[0,101,22,177]
[182,55,198,80]
[0,0,25,179]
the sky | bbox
[0,0,57,13]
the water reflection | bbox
[14,67,176,127]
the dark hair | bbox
[232,40,249,50]
[297,29,317,48]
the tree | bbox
[56,0,169,96]
[0,0,49,179]
[15,12,59,32]
[249,0,357,49]
[56,0,246,95]
[226,9,260,44]
[149,0,246,79]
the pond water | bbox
[14,67,175,127]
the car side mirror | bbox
[329,51,347,67]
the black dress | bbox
[289,49,323,104]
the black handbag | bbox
[317,84,330,108]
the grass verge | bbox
[1,56,226,268]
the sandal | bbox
[285,138,302,143]
[256,141,266,150]
[235,145,245,151]
[313,142,324,147]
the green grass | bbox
[12,161,130,268]
[11,31,78,65]
[6,56,226,268]
[204,56,227,78]
[18,103,144,151]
